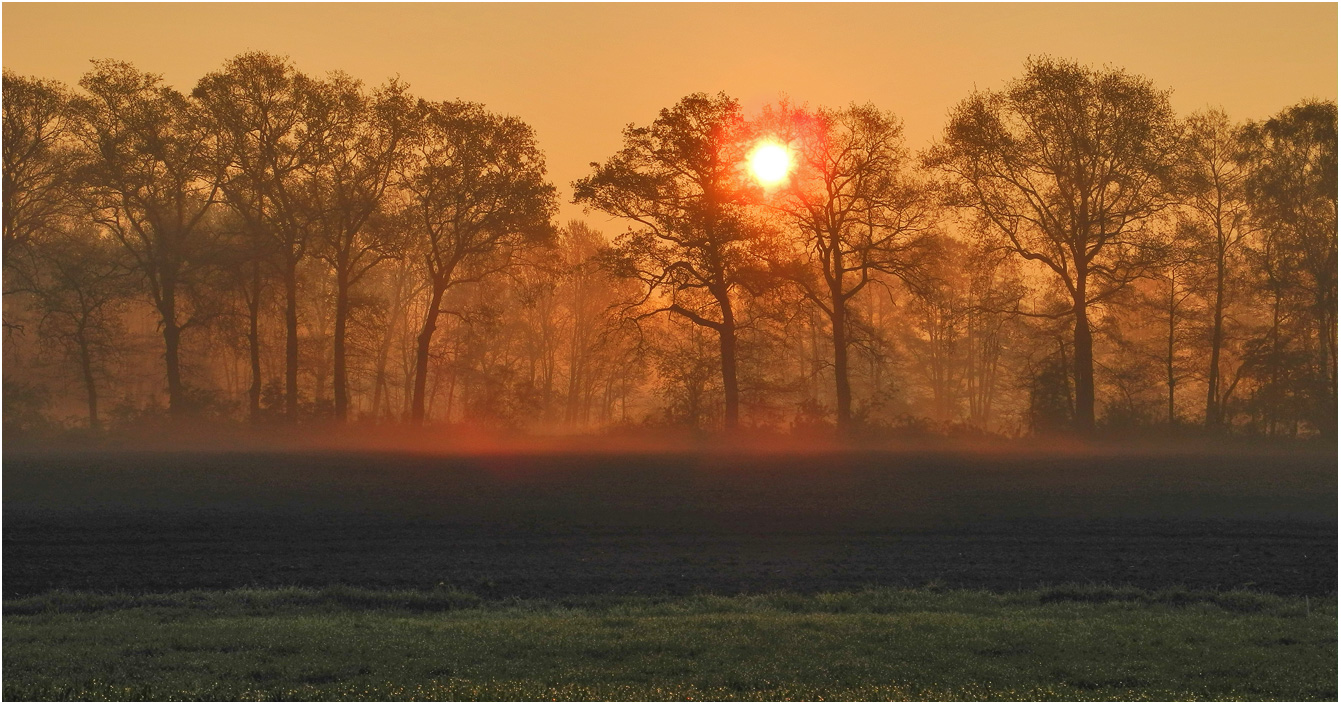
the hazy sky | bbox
[5,3,1337,226]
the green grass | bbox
[4,586,1335,701]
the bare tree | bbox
[575,93,764,430]
[1175,108,1257,428]
[194,52,330,422]
[962,244,1027,429]
[399,100,556,424]
[555,221,638,427]
[1151,223,1204,427]
[1240,100,1337,434]
[305,75,413,421]
[73,60,223,415]
[755,102,938,432]
[928,56,1179,433]
[3,71,77,266]
[904,266,967,423]
[26,224,133,428]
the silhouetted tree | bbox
[1240,100,1337,434]
[2,71,77,266]
[1149,223,1204,427]
[554,221,640,427]
[72,60,223,415]
[754,102,938,432]
[194,52,329,422]
[929,56,1179,433]
[4,52,1335,439]
[575,93,764,430]
[1027,339,1074,434]
[1175,108,1257,428]
[963,244,1027,428]
[305,75,413,421]
[399,100,556,424]
[903,256,967,423]
[26,224,133,428]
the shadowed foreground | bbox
[4,447,1336,598]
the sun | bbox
[748,141,791,187]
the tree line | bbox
[3,54,1335,438]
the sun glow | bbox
[748,141,791,187]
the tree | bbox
[754,102,937,432]
[928,56,1179,433]
[208,198,277,422]
[1175,108,1257,428]
[1240,100,1337,434]
[962,244,1027,429]
[904,255,967,423]
[574,93,763,430]
[195,52,343,422]
[26,224,133,428]
[73,60,222,415]
[554,221,639,427]
[2,71,77,264]
[1149,223,1204,427]
[305,75,413,421]
[399,100,556,424]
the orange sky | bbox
[4,3,1337,227]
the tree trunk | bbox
[566,332,584,427]
[719,314,740,432]
[333,266,350,422]
[1167,275,1177,427]
[410,285,445,424]
[284,258,299,423]
[1072,296,1096,434]
[247,260,262,423]
[1205,258,1225,429]
[370,317,394,423]
[827,230,853,434]
[1267,284,1283,436]
[831,294,852,434]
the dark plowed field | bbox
[4,448,1336,598]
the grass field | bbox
[4,586,1335,701]
[4,446,1336,700]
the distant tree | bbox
[1174,108,1257,428]
[651,315,724,429]
[903,255,967,423]
[928,56,1180,433]
[510,250,566,422]
[72,60,223,415]
[360,231,425,421]
[203,203,276,421]
[399,100,556,424]
[962,244,1027,429]
[554,221,639,427]
[208,200,277,422]
[1237,220,1315,436]
[754,102,938,432]
[1237,183,1309,434]
[1240,100,1337,434]
[26,224,133,428]
[1150,223,1205,427]
[574,93,764,430]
